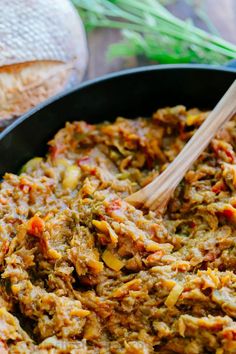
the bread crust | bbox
[0,0,88,123]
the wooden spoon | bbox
[126,80,236,212]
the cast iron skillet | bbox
[0,64,236,176]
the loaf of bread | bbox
[0,0,88,126]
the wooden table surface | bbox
[86,0,236,80]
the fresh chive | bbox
[72,0,236,64]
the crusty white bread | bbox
[0,61,73,122]
[0,0,88,125]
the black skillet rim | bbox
[0,63,235,142]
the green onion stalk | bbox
[72,0,236,64]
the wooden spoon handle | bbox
[126,80,236,211]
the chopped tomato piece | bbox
[222,209,234,218]
[106,199,122,213]
[212,180,225,194]
[216,206,235,220]
[189,221,196,228]
[212,139,235,163]
[90,168,97,176]
[225,149,235,163]
[19,178,32,193]
[223,328,236,340]
[27,215,45,237]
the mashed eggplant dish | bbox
[1,106,236,353]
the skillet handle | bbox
[225,59,236,69]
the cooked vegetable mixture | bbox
[1,106,236,353]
